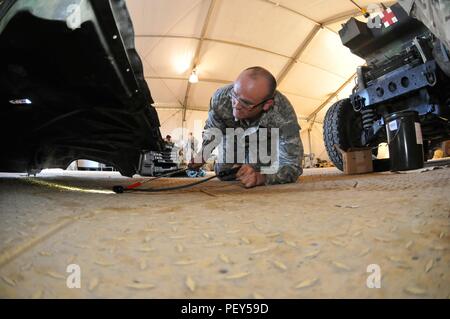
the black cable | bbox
[128,175,218,192]
[137,168,188,185]
[113,166,240,193]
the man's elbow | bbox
[265,165,302,185]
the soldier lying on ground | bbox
[189,66,304,188]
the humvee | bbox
[323,3,450,170]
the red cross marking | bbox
[381,8,398,27]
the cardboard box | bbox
[335,145,373,174]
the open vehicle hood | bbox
[0,0,163,176]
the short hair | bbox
[166,135,171,139]
[243,66,277,99]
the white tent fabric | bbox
[126,0,394,160]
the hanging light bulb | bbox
[189,69,199,83]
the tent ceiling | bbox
[126,0,394,121]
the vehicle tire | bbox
[323,98,364,171]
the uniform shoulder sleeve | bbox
[263,91,304,184]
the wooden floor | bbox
[0,164,449,298]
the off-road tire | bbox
[323,98,364,171]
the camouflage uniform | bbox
[398,0,450,51]
[202,84,304,185]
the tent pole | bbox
[276,25,321,85]
[306,73,356,122]
[181,0,217,122]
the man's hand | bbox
[236,165,266,188]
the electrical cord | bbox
[119,174,218,193]
[112,166,241,193]
[113,168,188,193]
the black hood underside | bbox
[0,0,163,176]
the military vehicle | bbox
[0,0,164,176]
[323,3,450,170]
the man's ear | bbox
[262,99,274,112]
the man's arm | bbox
[202,98,225,147]
[191,92,227,165]
[264,121,304,185]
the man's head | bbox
[231,66,277,120]
[165,135,172,141]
